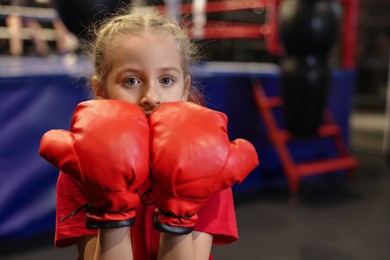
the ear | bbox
[92,76,105,99]
[182,74,191,101]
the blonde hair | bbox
[88,7,203,104]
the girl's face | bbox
[93,33,191,116]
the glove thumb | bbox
[213,139,259,192]
[39,129,80,178]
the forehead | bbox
[108,32,184,68]
[111,32,180,56]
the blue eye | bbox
[160,77,174,85]
[125,77,140,86]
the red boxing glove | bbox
[149,102,259,234]
[39,100,149,228]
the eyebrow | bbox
[120,66,181,74]
[159,66,181,74]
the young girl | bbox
[39,7,258,260]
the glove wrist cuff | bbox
[153,208,197,234]
[86,218,135,229]
[85,204,137,229]
[153,221,193,234]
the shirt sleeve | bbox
[195,188,239,245]
[55,172,97,248]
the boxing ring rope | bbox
[0,5,56,21]
[175,0,266,14]
[0,5,57,40]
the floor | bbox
[1,109,389,260]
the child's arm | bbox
[192,231,213,259]
[76,228,133,260]
[158,231,212,260]
[76,235,97,260]
[96,228,133,260]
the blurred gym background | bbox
[0,0,389,259]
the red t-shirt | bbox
[55,172,238,259]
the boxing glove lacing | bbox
[60,203,89,222]
[140,189,156,205]
[60,203,136,221]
